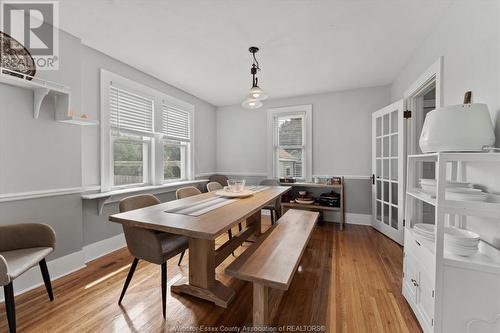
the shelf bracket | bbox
[96,196,111,216]
[33,88,50,119]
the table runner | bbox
[164,186,270,216]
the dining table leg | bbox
[171,238,235,308]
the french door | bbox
[371,100,405,245]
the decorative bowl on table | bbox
[295,191,315,204]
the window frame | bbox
[110,133,152,189]
[160,96,194,184]
[100,69,194,192]
[267,105,312,181]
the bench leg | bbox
[253,283,268,327]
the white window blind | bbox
[110,84,154,134]
[162,104,191,141]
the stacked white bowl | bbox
[413,223,480,256]
[419,178,488,202]
[444,227,480,256]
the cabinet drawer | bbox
[404,229,435,276]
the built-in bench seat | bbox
[225,209,319,327]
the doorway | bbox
[371,57,442,245]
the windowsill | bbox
[81,179,209,215]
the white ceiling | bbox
[58,0,452,106]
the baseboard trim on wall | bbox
[0,187,84,203]
[0,233,128,302]
[83,233,126,263]
[0,250,86,302]
[345,213,372,225]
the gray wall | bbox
[0,28,217,259]
[390,1,500,247]
[215,86,390,214]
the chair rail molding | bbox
[0,187,85,203]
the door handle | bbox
[415,240,421,246]
[411,278,419,287]
[372,174,375,185]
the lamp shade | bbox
[241,98,263,110]
[247,86,268,100]
[419,103,495,153]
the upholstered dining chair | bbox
[206,181,223,192]
[259,179,282,225]
[175,186,202,199]
[208,174,229,187]
[118,194,188,318]
[0,223,56,333]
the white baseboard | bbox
[83,233,126,263]
[0,233,127,302]
[0,250,86,302]
[345,213,372,225]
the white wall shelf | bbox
[0,67,70,120]
[0,67,98,126]
[82,179,209,215]
[404,152,500,333]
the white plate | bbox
[215,190,254,198]
[445,245,478,257]
[414,223,435,234]
[444,227,480,241]
[445,187,483,193]
[446,193,488,202]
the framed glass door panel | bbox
[372,100,405,245]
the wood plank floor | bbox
[0,219,422,333]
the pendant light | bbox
[242,46,267,109]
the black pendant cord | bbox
[251,64,258,88]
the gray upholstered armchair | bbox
[0,223,56,333]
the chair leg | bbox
[161,263,167,319]
[177,250,185,266]
[118,258,139,305]
[39,259,53,301]
[4,282,16,333]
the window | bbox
[162,102,191,182]
[100,69,194,191]
[268,105,312,181]
[276,114,304,178]
[109,84,153,187]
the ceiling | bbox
[58,0,453,106]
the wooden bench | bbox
[225,209,319,327]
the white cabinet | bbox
[418,264,434,328]
[403,232,434,333]
[404,152,500,333]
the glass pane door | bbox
[372,100,404,245]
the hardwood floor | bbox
[0,219,422,333]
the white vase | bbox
[419,103,495,153]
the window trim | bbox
[100,69,194,192]
[267,105,312,181]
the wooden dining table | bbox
[109,185,290,308]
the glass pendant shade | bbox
[247,86,268,100]
[241,98,263,109]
